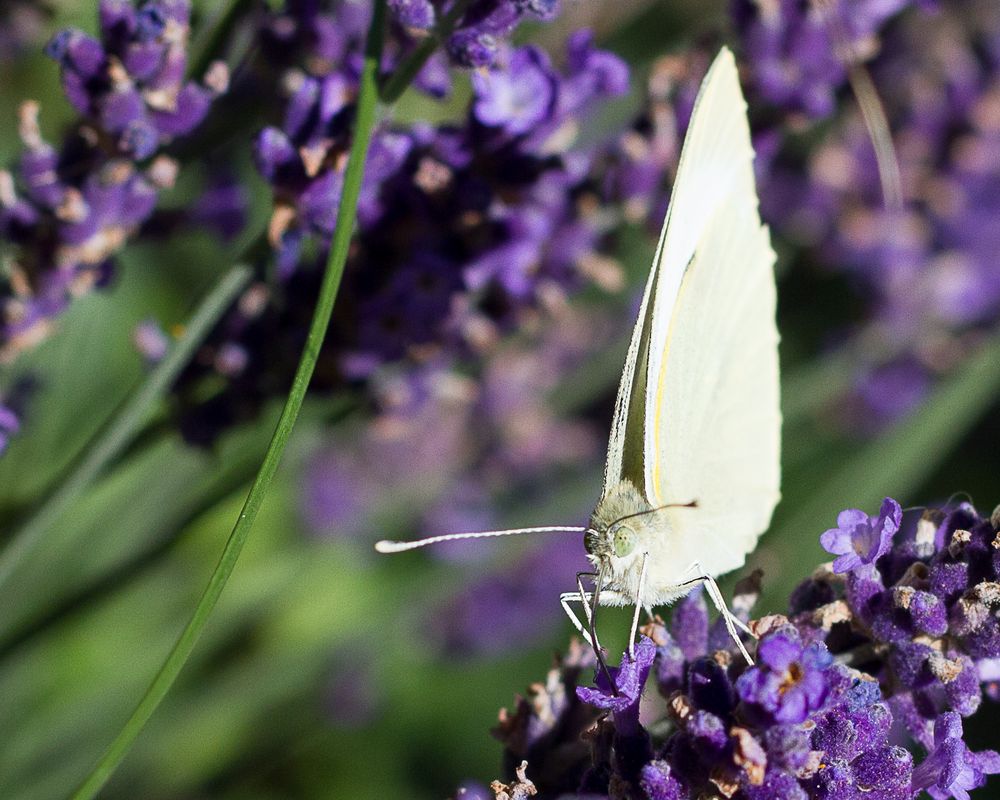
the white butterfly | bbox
[377,47,781,666]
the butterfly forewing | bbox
[641,49,780,585]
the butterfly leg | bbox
[558,572,601,648]
[690,560,755,665]
[627,552,649,660]
[558,571,605,650]
[560,579,624,693]
[559,592,595,647]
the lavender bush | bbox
[1,1,1000,799]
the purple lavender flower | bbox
[441,0,560,70]
[912,713,1000,800]
[493,495,1000,799]
[0,0,226,360]
[471,46,556,135]
[45,0,227,159]
[821,497,902,573]
[576,636,655,736]
[736,627,833,725]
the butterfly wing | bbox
[642,48,781,582]
[599,203,665,500]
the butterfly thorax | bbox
[586,479,670,595]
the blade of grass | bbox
[0,265,251,592]
[67,3,387,797]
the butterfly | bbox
[377,47,780,670]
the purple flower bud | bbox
[150,83,212,138]
[687,656,737,718]
[46,29,105,77]
[670,588,709,661]
[134,4,166,41]
[743,768,809,800]
[854,745,913,797]
[639,760,687,800]
[687,709,728,758]
[647,621,686,696]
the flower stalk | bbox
[67,2,388,797]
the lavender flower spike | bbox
[496,497,1000,799]
[820,497,902,573]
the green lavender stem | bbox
[0,265,251,592]
[67,2,387,796]
[188,0,257,78]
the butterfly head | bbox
[587,479,659,573]
[584,519,640,561]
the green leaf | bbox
[0,265,252,592]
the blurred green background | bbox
[2,1,1000,798]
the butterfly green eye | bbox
[612,524,635,558]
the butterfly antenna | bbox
[608,499,697,530]
[374,526,587,554]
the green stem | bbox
[188,0,257,79]
[67,2,387,797]
[379,0,471,104]
[0,265,251,592]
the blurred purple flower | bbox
[749,0,1000,426]
[190,170,248,242]
[132,318,170,363]
[179,30,629,442]
[0,0,51,61]
[0,403,20,455]
[0,0,226,361]
[429,538,590,657]
[731,0,916,119]
[472,46,556,135]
